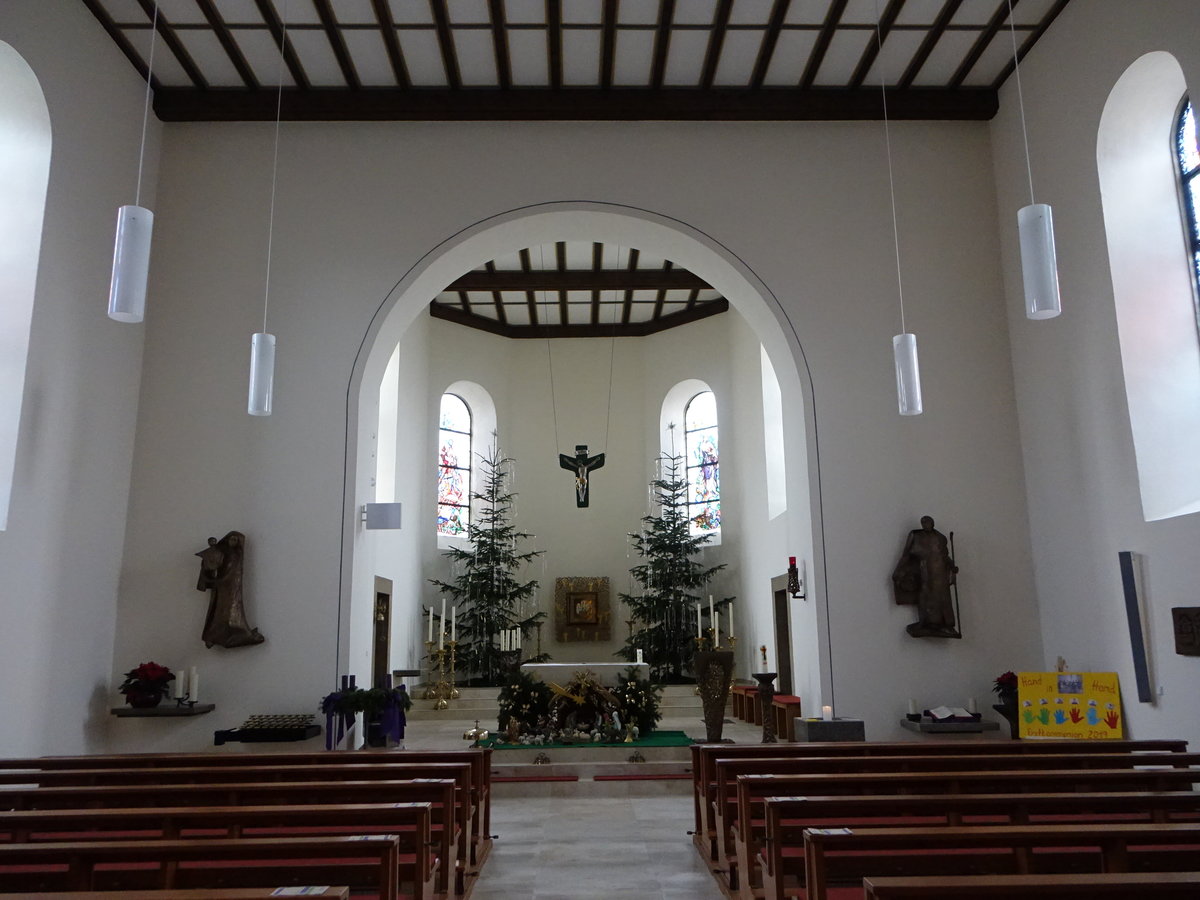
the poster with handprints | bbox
[1017,672,1123,739]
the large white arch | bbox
[340,201,831,707]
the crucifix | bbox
[559,444,605,508]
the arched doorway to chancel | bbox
[341,201,831,718]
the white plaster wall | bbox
[992,0,1200,748]
[110,111,1036,750]
[0,0,157,755]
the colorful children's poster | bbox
[1017,671,1123,739]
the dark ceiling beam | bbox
[429,297,729,339]
[799,0,847,89]
[949,0,1020,88]
[312,0,362,89]
[254,0,311,90]
[749,0,791,89]
[898,0,963,89]
[197,0,259,89]
[154,85,999,121]
[600,0,617,88]
[988,0,1070,89]
[79,0,165,91]
[519,248,538,325]
[487,0,512,89]
[429,0,462,89]
[590,243,603,326]
[547,0,563,90]
[371,0,410,88]
[621,249,640,325]
[484,261,507,324]
[686,287,700,310]
[555,241,569,326]
[652,261,673,320]
[446,267,711,292]
[650,0,676,89]
[849,0,904,89]
[134,0,209,89]
[700,0,734,90]
[457,290,470,312]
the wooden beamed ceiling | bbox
[82,0,1072,123]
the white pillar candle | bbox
[190,667,199,704]
[709,594,714,626]
[636,649,644,664]
[907,698,917,715]
[967,697,977,714]
[695,602,701,638]
[714,610,720,645]
[438,624,444,651]
[821,704,833,721]
[728,602,734,638]
[451,606,456,642]
[515,628,521,650]
[440,597,446,635]
[175,668,187,699]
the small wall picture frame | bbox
[554,576,611,642]
[1172,607,1200,656]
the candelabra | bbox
[726,634,738,691]
[448,640,460,700]
[423,641,454,710]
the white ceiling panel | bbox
[564,242,593,268]
[388,0,434,25]
[454,29,499,85]
[812,28,872,85]
[473,302,499,320]
[1009,0,1058,27]
[762,29,817,85]
[895,0,950,27]
[673,0,718,26]
[447,0,489,24]
[960,30,1017,85]
[635,252,666,269]
[785,0,832,26]
[330,0,380,25]
[613,28,655,85]
[618,3,660,25]
[212,0,264,24]
[280,1,322,25]
[951,0,1004,27]
[663,290,691,303]
[123,25,194,86]
[101,0,152,24]
[234,28,297,87]
[395,28,448,85]
[563,0,604,25]
[840,0,882,26]
[490,252,523,270]
[729,0,777,26]
[288,29,347,86]
[507,29,549,85]
[908,28,977,86]
[863,29,925,85]
[175,29,245,86]
[505,304,532,326]
[341,29,396,85]
[663,29,709,86]
[506,0,547,25]
[713,29,764,86]
[157,0,210,25]
[562,30,601,85]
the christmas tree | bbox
[616,452,732,682]
[430,442,548,686]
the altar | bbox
[521,662,649,685]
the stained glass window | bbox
[1178,99,1200,307]
[437,393,471,536]
[684,390,720,534]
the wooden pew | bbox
[862,871,1200,898]
[804,822,1200,900]
[0,747,494,867]
[4,891,351,900]
[758,791,1200,900]
[0,834,409,898]
[712,752,1200,884]
[688,739,1188,851]
[0,779,462,894]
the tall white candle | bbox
[451,606,456,642]
[175,668,187,699]
[709,594,714,626]
[695,602,701,638]
[728,602,734,638]
[967,697,977,713]
[438,624,444,651]
[714,610,720,645]
[821,704,833,721]
[427,607,433,642]
[440,597,446,634]
[636,649,644,664]
[190,667,199,703]
[907,698,917,715]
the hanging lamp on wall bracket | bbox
[247,0,289,416]
[107,1,159,323]
[1008,0,1061,319]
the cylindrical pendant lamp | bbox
[247,332,276,416]
[893,332,923,416]
[1017,203,1061,319]
[107,205,154,322]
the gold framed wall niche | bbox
[554,576,611,642]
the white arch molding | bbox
[339,201,833,707]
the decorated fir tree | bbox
[430,442,547,686]
[616,452,732,682]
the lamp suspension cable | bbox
[875,1,922,416]
[107,0,159,323]
[248,0,289,416]
[1006,0,1061,320]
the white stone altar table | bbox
[521,662,649,685]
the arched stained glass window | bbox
[437,393,471,536]
[1178,99,1200,304]
[684,390,720,534]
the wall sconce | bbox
[787,556,806,600]
[362,502,402,530]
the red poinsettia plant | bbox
[119,661,175,701]
[992,670,1018,696]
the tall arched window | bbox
[684,390,720,534]
[1178,99,1200,307]
[437,393,471,536]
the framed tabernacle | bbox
[554,576,611,642]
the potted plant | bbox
[119,661,176,708]
[992,670,1020,739]
[320,683,413,749]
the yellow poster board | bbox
[1017,671,1123,739]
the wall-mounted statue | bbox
[196,530,265,649]
[892,515,959,638]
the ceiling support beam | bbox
[429,298,729,339]
[444,267,711,294]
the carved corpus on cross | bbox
[559,444,605,508]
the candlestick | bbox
[728,601,734,638]
[427,606,433,642]
[714,610,720,647]
[440,596,446,637]
[451,605,456,642]
[189,667,199,704]
[709,594,714,625]
[695,602,701,638]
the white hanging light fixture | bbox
[876,4,922,416]
[107,1,159,323]
[1008,0,1061,319]
[248,2,289,416]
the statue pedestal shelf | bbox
[752,672,778,743]
[111,703,215,717]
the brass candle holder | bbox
[448,640,460,700]
[424,641,454,710]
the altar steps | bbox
[490,752,694,798]
[407,683,722,721]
